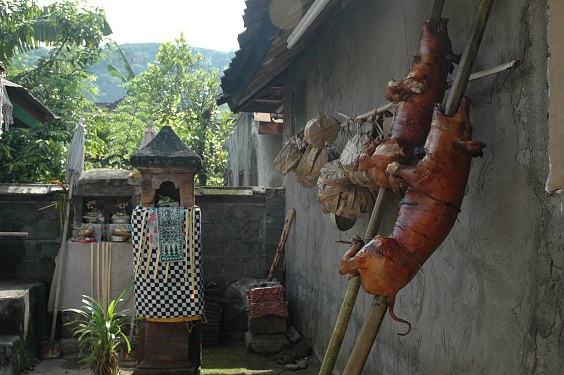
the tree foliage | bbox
[89,35,235,185]
[0,0,110,183]
[1,2,235,186]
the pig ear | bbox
[456,140,485,157]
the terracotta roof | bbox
[218,0,339,114]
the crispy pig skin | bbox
[341,98,485,334]
[356,18,460,189]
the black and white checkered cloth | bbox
[131,205,204,319]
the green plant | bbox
[64,288,132,375]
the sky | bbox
[41,0,248,51]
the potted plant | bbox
[64,288,132,375]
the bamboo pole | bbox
[97,242,100,300]
[342,295,388,374]
[445,0,495,115]
[0,232,29,237]
[108,242,112,308]
[49,180,74,341]
[340,60,518,126]
[318,187,391,375]
[429,0,445,27]
[90,242,94,298]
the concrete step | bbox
[0,335,24,375]
[0,281,46,374]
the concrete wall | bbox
[197,187,286,289]
[0,185,62,283]
[226,113,283,187]
[280,0,563,374]
[0,184,286,300]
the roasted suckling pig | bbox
[340,99,485,334]
[356,18,460,188]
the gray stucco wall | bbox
[281,0,562,374]
[226,113,283,187]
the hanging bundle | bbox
[303,112,340,148]
[294,146,339,188]
[316,160,377,220]
[295,146,322,188]
[340,132,373,172]
[273,131,308,176]
[318,160,350,186]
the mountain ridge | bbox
[91,43,235,103]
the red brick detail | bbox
[247,286,285,303]
[135,320,201,373]
[247,301,288,319]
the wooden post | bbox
[267,208,296,281]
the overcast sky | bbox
[40,0,247,51]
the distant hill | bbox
[91,43,235,103]
[16,43,235,104]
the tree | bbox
[0,0,111,64]
[90,35,236,185]
[0,0,110,183]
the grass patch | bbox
[202,343,281,375]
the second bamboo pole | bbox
[318,187,391,375]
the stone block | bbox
[223,278,262,332]
[248,315,287,334]
[247,285,284,303]
[59,337,80,355]
[61,311,83,339]
[26,221,61,241]
[0,335,24,375]
[247,301,288,319]
[40,242,60,259]
[265,199,286,217]
[15,260,54,281]
[223,241,260,258]
[0,282,45,368]
[285,326,302,344]
[244,331,291,355]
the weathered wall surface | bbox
[281,0,563,374]
[227,113,253,186]
[0,184,286,297]
[0,185,62,282]
[226,113,283,187]
[197,187,286,289]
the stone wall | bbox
[197,187,286,289]
[0,184,286,300]
[0,185,62,282]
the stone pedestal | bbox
[130,125,203,374]
[134,320,201,375]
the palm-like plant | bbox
[64,288,132,375]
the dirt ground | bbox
[28,341,321,375]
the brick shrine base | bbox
[133,319,201,375]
